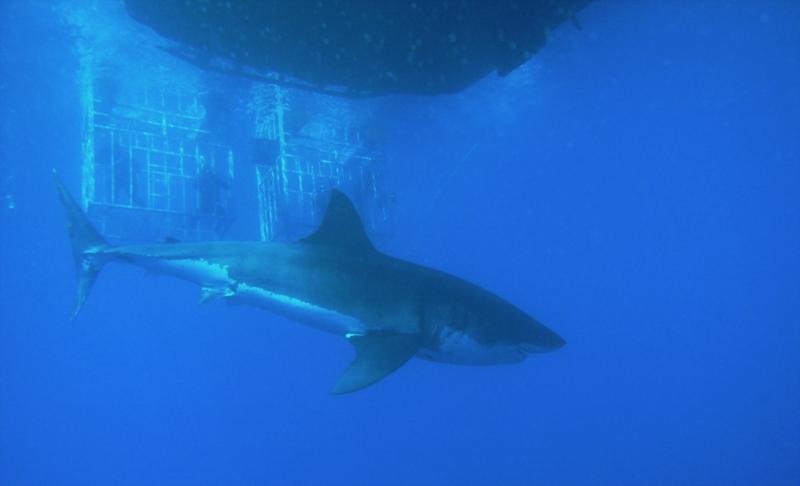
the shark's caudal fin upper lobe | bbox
[53,171,109,319]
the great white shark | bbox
[56,173,565,393]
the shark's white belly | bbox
[418,326,527,365]
[230,282,365,336]
[143,257,233,288]
[137,257,364,336]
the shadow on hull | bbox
[125,0,592,97]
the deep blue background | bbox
[2,1,798,485]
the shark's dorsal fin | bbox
[301,189,375,253]
[332,332,420,394]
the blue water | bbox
[2,2,799,485]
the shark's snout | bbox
[549,331,567,350]
[521,326,566,354]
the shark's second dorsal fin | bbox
[301,189,376,253]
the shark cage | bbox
[64,1,392,245]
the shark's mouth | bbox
[520,343,544,354]
[417,329,530,366]
[520,342,562,354]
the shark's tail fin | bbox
[53,171,109,319]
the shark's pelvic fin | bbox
[301,189,376,254]
[53,171,109,319]
[332,332,420,394]
[199,286,234,304]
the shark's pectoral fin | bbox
[332,332,420,394]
